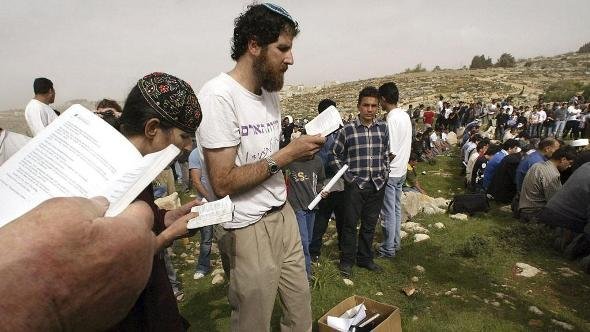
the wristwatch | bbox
[265,156,281,175]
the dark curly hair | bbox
[231,4,299,61]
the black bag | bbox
[448,193,490,215]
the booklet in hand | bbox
[187,195,234,229]
[0,104,181,227]
[304,105,343,137]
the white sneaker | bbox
[193,272,206,280]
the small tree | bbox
[432,65,442,71]
[578,42,590,53]
[495,53,516,68]
[543,80,584,102]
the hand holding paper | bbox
[304,105,343,137]
[308,164,348,210]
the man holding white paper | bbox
[196,4,324,331]
[377,82,412,259]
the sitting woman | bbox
[109,72,202,331]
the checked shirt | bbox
[330,118,389,190]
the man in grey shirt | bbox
[519,146,576,222]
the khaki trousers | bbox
[220,203,312,332]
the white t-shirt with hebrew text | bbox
[197,73,286,229]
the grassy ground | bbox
[172,149,590,331]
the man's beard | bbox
[253,50,285,92]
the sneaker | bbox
[376,252,395,260]
[357,262,383,272]
[174,291,184,302]
[339,264,352,278]
[193,272,206,280]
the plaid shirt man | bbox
[331,117,389,189]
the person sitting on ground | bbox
[403,153,427,195]
[515,137,560,191]
[471,144,501,193]
[466,139,489,189]
[518,146,576,223]
[537,162,590,272]
[482,139,520,190]
[487,144,523,204]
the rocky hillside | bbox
[3,52,589,135]
[280,52,590,120]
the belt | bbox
[264,203,286,216]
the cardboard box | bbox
[318,295,402,331]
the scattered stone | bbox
[515,262,541,278]
[529,319,544,328]
[212,274,224,285]
[343,278,354,286]
[445,291,452,296]
[211,268,225,276]
[551,319,574,330]
[450,288,458,292]
[557,267,579,277]
[411,276,419,282]
[494,292,505,299]
[180,253,188,258]
[499,205,512,213]
[375,292,383,296]
[412,315,419,322]
[452,295,461,299]
[402,222,429,233]
[402,287,416,296]
[186,259,195,264]
[529,306,543,316]
[484,299,489,304]
[415,265,426,273]
[450,213,468,221]
[323,239,334,246]
[400,230,408,239]
[433,222,445,229]
[414,234,430,243]
[491,301,501,307]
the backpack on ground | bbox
[447,193,490,215]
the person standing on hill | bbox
[24,77,57,136]
[376,82,412,259]
[331,86,389,277]
[196,3,324,331]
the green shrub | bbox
[453,235,493,258]
[543,80,584,102]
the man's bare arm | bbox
[204,135,325,197]
[190,168,213,200]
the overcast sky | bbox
[0,0,588,110]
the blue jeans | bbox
[195,225,213,274]
[294,209,315,279]
[379,175,406,257]
[555,120,566,138]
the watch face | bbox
[270,164,280,174]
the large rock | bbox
[401,191,450,222]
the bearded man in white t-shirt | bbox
[196,4,324,331]
[24,77,58,136]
